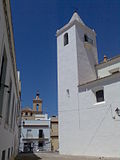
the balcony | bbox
[23,120,50,127]
[22,137,49,141]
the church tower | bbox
[33,91,42,113]
[57,12,98,154]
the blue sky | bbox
[10,0,120,116]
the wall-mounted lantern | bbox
[115,108,120,116]
[66,89,70,97]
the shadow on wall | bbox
[15,153,42,160]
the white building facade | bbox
[0,0,21,160]
[20,93,51,152]
[57,12,120,157]
[20,114,51,152]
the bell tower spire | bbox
[69,11,85,25]
[33,91,42,113]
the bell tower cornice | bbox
[56,12,96,37]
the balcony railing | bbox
[22,137,49,141]
[23,120,50,127]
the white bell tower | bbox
[57,12,98,154]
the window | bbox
[26,129,32,138]
[16,101,19,119]
[25,112,28,116]
[23,121,25,125]
[0,47,7,116]
[36,104,39,111]
[13,103,17,129]
[11,147,13,156]
[39,130,43,138]
[84,34,93,45]
[5,79,12,124]
[10,94,15,128]
[38,142,43,147]
[64,33,69,46]
[2,150,6,160]
[96,90,104,102]
[8,148,10,160]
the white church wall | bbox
[78,79,120,157]
[59,78,120,157]
[57,17,99,155]
[76,23,98,85]
[60,75,120,157]
[57,12,120,158]
[57,24,80,154]
[97,62,120,78]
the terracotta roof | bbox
[78,72,120,87]
[96,54,120,67]
[22,107,33,112]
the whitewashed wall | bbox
[97,62,120,78]
[59,74,120,157]
[57,19,98,155]
[57,13,120,158]
[20,119,51,152]
[76,23,98,85]
[57,24,80,154]
[0,1,20,159]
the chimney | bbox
[103,55,108,62]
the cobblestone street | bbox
[15,152,119,160]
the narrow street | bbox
[0,1,120,160]
[15,152,119,160]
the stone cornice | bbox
[56,20,96,37]
[78,72,120,90]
